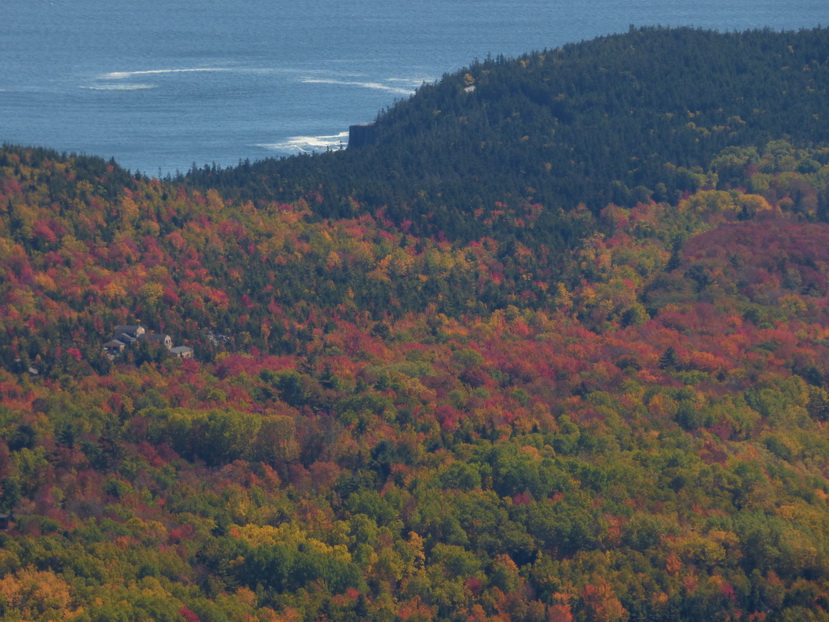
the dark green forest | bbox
[186,27,829,240]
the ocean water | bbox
[1,0,826,176]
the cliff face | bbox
[347,122,377,149]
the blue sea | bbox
[2,0,826,176]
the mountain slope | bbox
[188,27,829,235]
[2,26,829,622]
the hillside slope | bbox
[1,27,829,622]
[188,27,829,237]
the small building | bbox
[105,324,191,360]
[103,339,127,356]
[170,346,194,359]
[115,332,138,345]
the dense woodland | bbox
[186,27,829,241]
[1,26,829,621]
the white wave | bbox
[256,131,349,153]
[301,77,415,95]
[100,67,229,80]
[81,83,157,91]
[385,77,432,86]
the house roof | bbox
[171,346,194,357]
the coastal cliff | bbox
[347,122,377,148]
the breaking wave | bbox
[81,83,157,91]
[256,131,349,153]
[99,67,230,80]
[385,77,432,86]
[301,77,415,95]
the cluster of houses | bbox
[103,325,193,360]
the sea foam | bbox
[385,77,432,86]
[81,84,157,91]
[301,78,415,95]
[256,131,349,153]
[100,68,230,80]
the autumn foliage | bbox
[2,29,829,621]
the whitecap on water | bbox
[256,131,349,153]
[385,77,433,86]
[301,77,415,95]
[99,67,230,80]
[81,83,157,91]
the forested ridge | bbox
[1,26,829,621]
[186,27,829,240]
